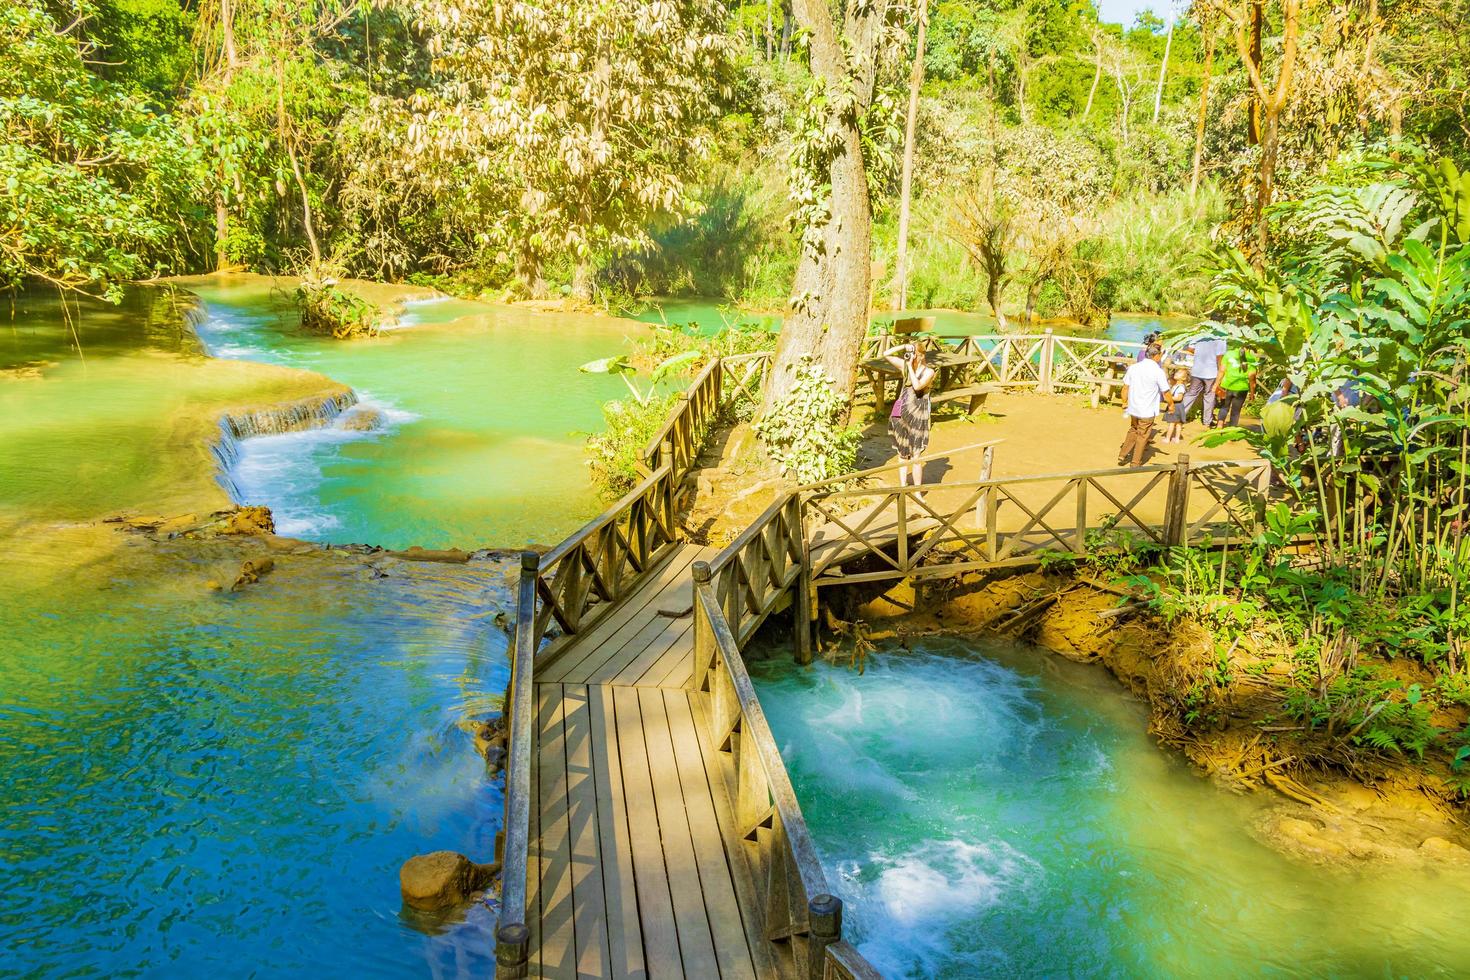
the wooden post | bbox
[974,445,994,531]
[495,923,530,979]
[1000,338,1012,382]
[1041,328,1055,393]
[1164,454,1191,547]
[661,439,676,537]
[806,894,843,980]
[692,560,713,690]
[1074,477,1088,553]
[791,497,814,665]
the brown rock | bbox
[340,407,384,432]
[399,851,497,911]
[1419,837,1470,863]
[220,506,275,535]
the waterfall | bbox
[211,389,359,501]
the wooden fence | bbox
[862,328,1202,396]
[640,351,772,481]
[690,558,866,979]
[802,455,1273,591]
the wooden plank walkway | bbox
[528,544,775,979]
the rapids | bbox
[752,638,1470,977]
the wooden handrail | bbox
[807,457,1262,500]
[537,461,673,570]
[640,358,722,470]
[494,551,540,978]
[691,561,859,978]
[795,438,1005,493]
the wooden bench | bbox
[932,383,998,416]
[1091,377,1127,408]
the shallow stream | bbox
[5,285,1466,976]
[753,638,1470,977]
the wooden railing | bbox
[642,359,723,480]
[690,558,856,979]
[530,461,679,654]
[641,350,773,481]
[801,456,1274,589]
[707,492,810,658]
[863,329,1171,394]
[494,552,540,976]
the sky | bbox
[1095,0,1176,27]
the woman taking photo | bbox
[883,341,936,487]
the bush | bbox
[585,392,678,500]
[296,280,379,339]
[753,358,860,484]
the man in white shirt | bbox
[1176,332,1227,428]
[1118,343,1170,467]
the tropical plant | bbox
[753,357,860,484]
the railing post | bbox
[792,496,814,665]
[974,445,995,532]
[494,923,530,979]
[1164,454,1191,548]
[807,894,842,980]
[1041,328,1055,393]
[692,560,713,692]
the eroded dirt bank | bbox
[823,568,1470,867]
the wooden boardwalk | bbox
[526,544,779,979]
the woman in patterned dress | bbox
[882,341,935,488]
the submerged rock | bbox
[399,851,497,911]
[230,556,275,591]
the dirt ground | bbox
[683,388,1264,545]
[852,387,1260,480]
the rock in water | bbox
[399,851,497,911]
[340,407,384,432]
[221,506,276,535]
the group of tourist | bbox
[877,330,1268,482]
[1118,330,1259,467]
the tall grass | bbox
[1094,183,1224,313]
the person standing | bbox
[1176,331,1227,427]
[882,341,936,486]
[1214,343,1259,427]
[1118,343,1171,467]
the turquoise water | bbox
[182,276,638,550]
[753,639,1470,977]
[0,532,511,977]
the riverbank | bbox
[827,566,1470,866]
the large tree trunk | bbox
[1189,19,1215,202]
[766,0,887,406]
[892,0,929,312]
[986,272,1009,331]
[571,259,594,302]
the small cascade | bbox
[223,389,359,438]
[212,389,359,501]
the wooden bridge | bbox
[490,338,1272,979]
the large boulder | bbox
[399,851,497,911]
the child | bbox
[1163,367,1189,443]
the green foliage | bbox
[585,393,679,501]
[0,0,205,296]
[296,280,378,339]
[753,358,860,484]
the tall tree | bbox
[1211,0,1302,256]
[1189,11,1215,202]
[892,0,929,312]
[765,0,902,403]
[1152,4,1176,123]
[403,0,731,298]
